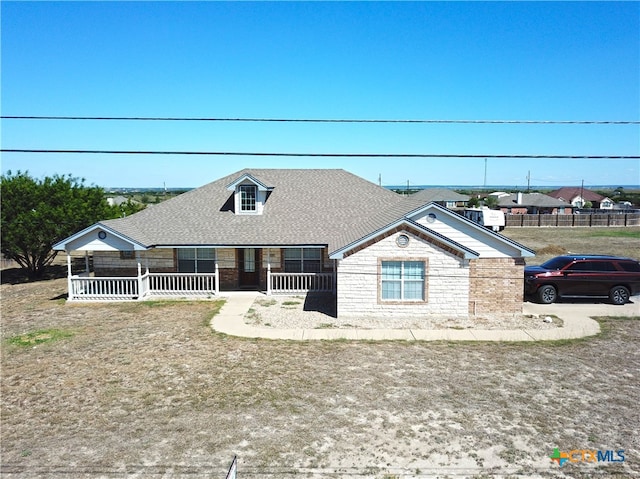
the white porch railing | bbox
[267,267,335,295]
[68,265,335,300]
[69,276,139,301]
[68,264,220,301]
[145,272,218,297]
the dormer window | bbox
[240,185,257,212]
[226,172,273,216]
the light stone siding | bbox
[262,248,281,269]
[337,230,469,318]
[217,248,236,269]
[93,249,174,276]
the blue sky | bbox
[1,1,638,189]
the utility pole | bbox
[580,179,584,208]
[527,171,530,193]
[378,173,381,187]
[483,158,487,189]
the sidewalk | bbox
[210,292,639,342]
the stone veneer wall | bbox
[93,249,175,277]
[336,230,470,318]
[468,257,525,316]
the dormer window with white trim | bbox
[226,173,273,215]
[239,185,257,212]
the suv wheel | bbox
[537,285,557,304]
[609,286,630,305]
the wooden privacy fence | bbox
[506,213,640,228]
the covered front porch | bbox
[66,257,335,301]
[53,225,336,302]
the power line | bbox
[2,115,639,124]
[2,149,638,159]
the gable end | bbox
[343,224,468,260]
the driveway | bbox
[524,297,640,318]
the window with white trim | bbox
[283,248,322,273]
[239,185,257,212]
[177,248,216,273]
[381,260,425,301]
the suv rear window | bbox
[619,262,640,272]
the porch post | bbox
[137,262,144,300]
[84,251,90,275]
[267,263,272,295]
[332,259,337,293]
[67,253,74,301]
[215,263,220,295]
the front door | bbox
[238,248,260,288]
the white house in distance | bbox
[53,169,535,320]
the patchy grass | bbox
[7,328,74,347]
[534,244,568,256]
[245,307,261,325]
[502,226,640,264]
[314,323,336,329]
[588,229,640,238]
[256,298,277,307]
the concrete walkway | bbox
[210,292,640,342]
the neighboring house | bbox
[547,187,613,209]
[106,195,142,207]
[491,192,573,215]
[615,201,633,210]
[54,169,535,319]
[407,188,469,209]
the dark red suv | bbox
[524,255,640,305]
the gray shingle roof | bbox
[101,169,405,252]
[496,193,571,208]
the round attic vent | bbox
[396,234,409,247]
[426,213,437,223]
[98,231,107,240]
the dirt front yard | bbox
[1,274,639,479]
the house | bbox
[406,188,469,209]
[547,187,614,209]
[106,195,138,207]
[490,192,573,215]
[53,169,535,319]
